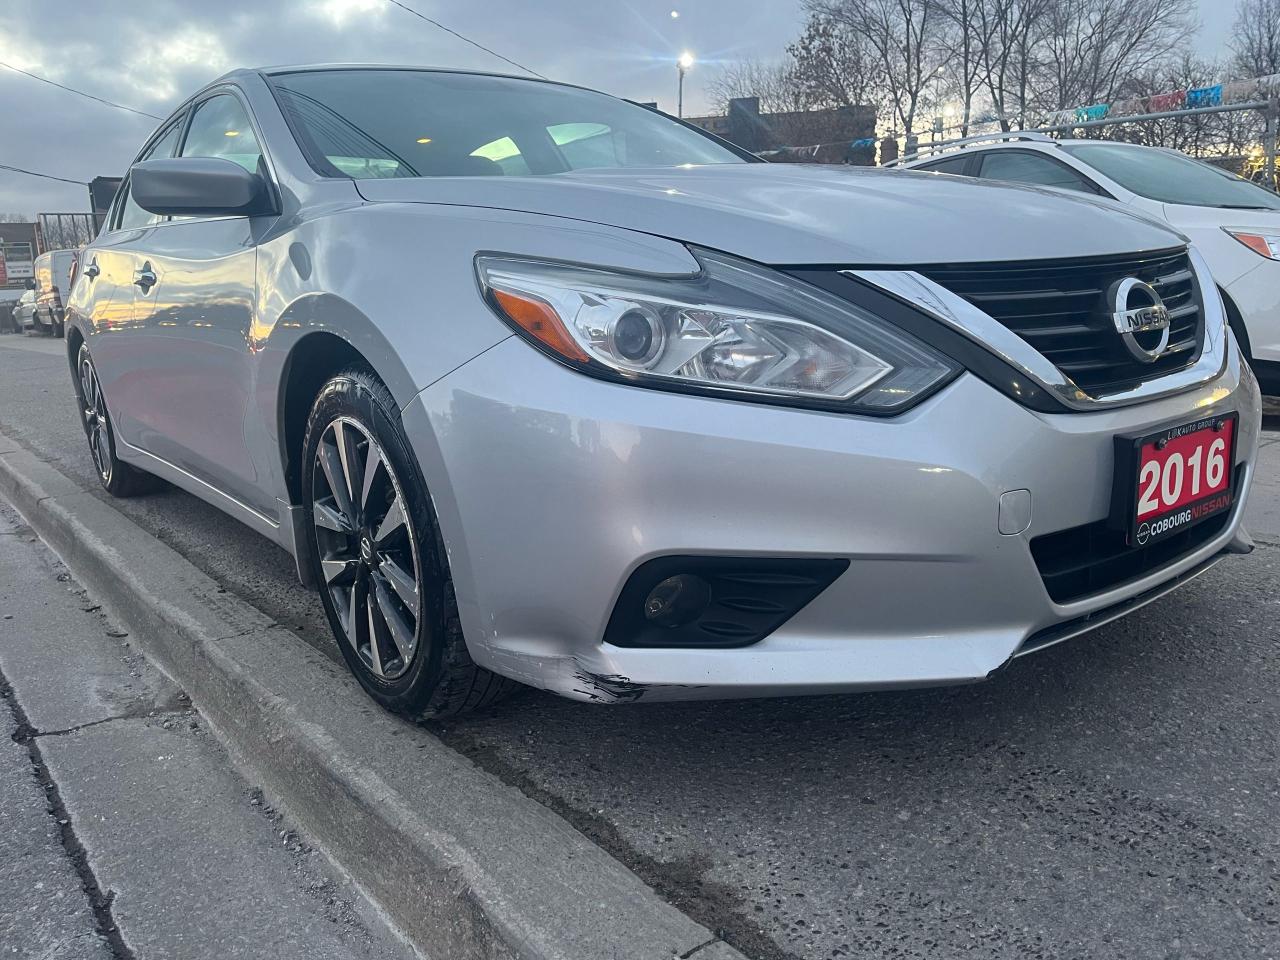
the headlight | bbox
[476,249,959,413]
[1225,229,1280,260]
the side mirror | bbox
[130,157,277,218]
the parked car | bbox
[31,248,76,337]
[897,134,1280,395]
[12,288,37,334]
[0,289,24,333]
[65,66,1261,717]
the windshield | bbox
[1064,143,1280,209]
[269,69,747,179]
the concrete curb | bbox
[0,435,745,960]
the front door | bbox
[120,92,274,519]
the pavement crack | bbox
[680,935,724,958]
[15,715,123,740]
[0,668,139,960]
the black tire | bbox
[301,365,518,718]
[73,343,162,497]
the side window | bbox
[116,120,185,230]
[914,155,971,176]
[181,94,263,173]
[978,151,1098,194]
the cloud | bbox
[114,26,234,103]
[311,0,388,27]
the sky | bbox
[0,0,1238,216]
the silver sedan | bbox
[67,65,1261,715]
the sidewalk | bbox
[0,503,418,960]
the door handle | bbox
[134,263,157,291]
[83,260,100,280]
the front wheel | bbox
[301,366,517,718]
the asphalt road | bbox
[1,332,1278,960]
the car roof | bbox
[212,63,581,93]
[905,137,1170,166]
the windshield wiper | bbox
[1212,204,1272,209]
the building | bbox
[686,97,876,164]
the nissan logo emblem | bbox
[1109,277,1171,363]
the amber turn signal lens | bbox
[492,288,590,362]
[1229,232,1274,259]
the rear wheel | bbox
[74,344,161,497]
[301,367,517,718]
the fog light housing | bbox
[644,574,711,627]
[605,556,849,648]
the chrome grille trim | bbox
[844,245,1227,412]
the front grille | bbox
[1029,465,1241,604]
[918,248,1202,396]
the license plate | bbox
[1114,413,1237,547]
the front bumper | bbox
[1225,257,1280,364]
[401,336,1261,703]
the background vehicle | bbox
[0,289,23,333]
[12,288,37,334]
[65,66,1259,719]
[899,134,1280,394]
[32,248,76,337]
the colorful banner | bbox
[1186,84,1222,108]
[1045,72,1278,128]
[1147,89,1186,112]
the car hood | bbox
[355,163,1185,266]
[1161,202,1280,233]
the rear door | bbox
[974,150,1105,195]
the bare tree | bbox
[706,59,811,116]
[0,213,33,223]
[933,0,991,135]
[1230,0,1280,76]
[969,0,1050,130]
[806,0,946,137]
[787,15,880,110]
[1035,0,1196,112]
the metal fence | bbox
[35,213,101,255]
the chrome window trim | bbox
[844,245,1227,411]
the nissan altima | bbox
[66,65,1262,716]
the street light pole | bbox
[677,52,694,118]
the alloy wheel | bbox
[78,351,112,484]
[311,417,421,681]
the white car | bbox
[900,134,1280,395]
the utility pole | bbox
[1267,98,1278,191]
[677,52,694,119]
